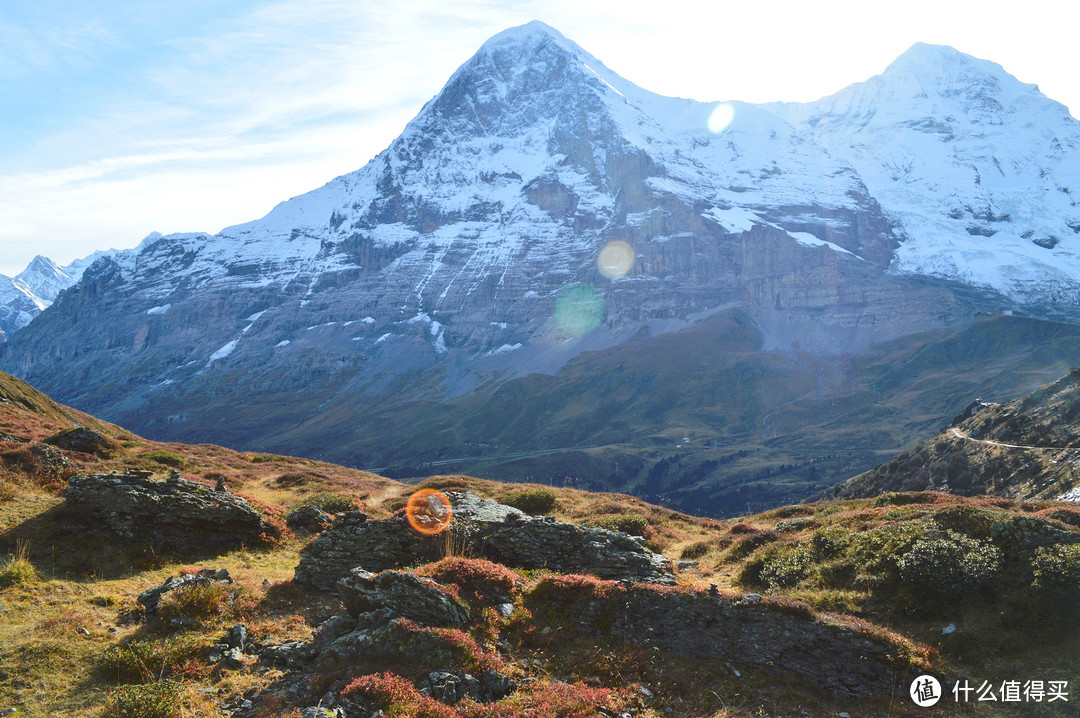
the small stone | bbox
[77,626,90,636]
[942,623,957,636]
[227,624,249,652]
[637,686,654,699]
[839,713,852,718]
[496,602,514,617]
[1,709,15,716]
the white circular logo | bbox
[910,675,942,707]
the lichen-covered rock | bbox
[484,518,673,584]
[526,576,915,698]
[293,512,434,588]
[43,427,117,457]
[337,568,469,627]
[286,504,334,533]
[294,491,674,588]
[65,472,281,551]
[417,670,517,705]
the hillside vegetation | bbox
[1,370,1079,716]
[833,368,1080,501]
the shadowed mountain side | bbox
[832,367,1080,501]
[258,312,1080,516]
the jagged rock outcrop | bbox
[64,471,282,550]
[293,492,674,588]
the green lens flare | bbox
[554,284,603,336]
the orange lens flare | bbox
[405,489,453,535]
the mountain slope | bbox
[0,248,128,341]
[773,42,1080,309]
[3,25,1080,515]
[4,369,1080,716]
[831,366,1080,501]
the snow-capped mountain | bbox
[772,42,1080,306]
[0,248,129,340]
[3,23,1079,511]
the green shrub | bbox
[298,491,360,514]
[847,522,927,584]
[896,530,1001,602]
[589,513,649,537]
[872,492,939,507]
[156,582,234,626]
[0,543,35,587]
[759,546,814,590]
[106,680,185,718]
[1031,544,1080,597]
[101,634,207,682]
[503,488,557,515]
[139,450,186,467]
[727,529,781,560]
[679,540,712,560]
[931,505,998,539]
[809,526,850,560]
[775,516,816,533]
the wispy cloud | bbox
[1,0,1077,277]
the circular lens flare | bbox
[598,240,634,279]
[405,489,453,535]
[707,102,735,134]
[554,284,603,336]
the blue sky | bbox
[1,0,1076,277]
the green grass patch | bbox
[139,450,186,467]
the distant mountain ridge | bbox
[4,23,1080,514]
[0,246,130,340]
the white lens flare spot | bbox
[554,284,603,336]
[598,240,634,279]
[707,102,735,134]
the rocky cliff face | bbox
[2,24,1079,510]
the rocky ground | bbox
[2,369,1080,716]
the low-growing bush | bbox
[503,488,557,515]
[139,450,186,467]
[775,516,816,533]
[106,680,186,718]
[0,543,35,587]
[298,491,360,514]
[758,546,814,590]
[872,491,941,507]
[1031,543,1080,597]
[101,634,209,682]
[419,557,521,606]
[931,505,998,539]
[727,529,780,560]
[156,582,235,626]
[588,513,649,537]
[680,540,712,560]
[809,525,850,560]
[896,530,1001,606]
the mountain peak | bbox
[878,42,1036,105]
[478,20,575,53]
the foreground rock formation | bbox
[293,491,675,588]
[64,470,283,550]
